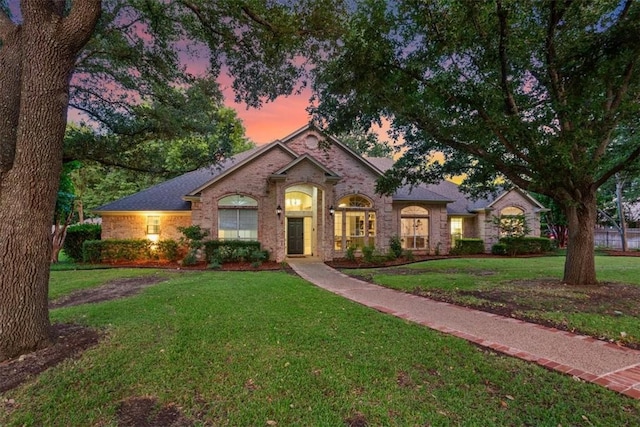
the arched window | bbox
[285,191,313,211]
[401,206,429,249]
[334,195,376,249]
[218,195,258,241]
[499,206,527,237]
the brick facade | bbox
[97,126,545,261]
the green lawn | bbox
[2,268,639,425]
[344,255,640,347]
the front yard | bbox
[343,255,640,348]
[1,265,639,425]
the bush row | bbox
[81,238,268,265]
[82,239,183,263]
[450,238,485,255]
[492,237,556,256]
[63,223,102,261]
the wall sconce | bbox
[329,205,335,216]
[276,205,282,217]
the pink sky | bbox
[225,92,314,145]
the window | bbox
[285,191,313,211]
[450,217,463,246]
[499,206,527,237]
[334,195,376,249]
[146,216,160,235]
[218,195,258,241]
[401,206,429,249]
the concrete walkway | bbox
[288,258,640,400]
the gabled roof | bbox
[488,187,548,211]
[282,124,386,177]
[185,141,298,197]
[95,144,267,212]
[269,153,341,182]
[93,167,218,212]
[366,156,492,214]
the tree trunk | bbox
[562,192,598,286]
[0,2,100,361]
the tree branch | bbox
[496,0,518,115]
[595,143,640,188]
[62,0,102,52]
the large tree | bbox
[0,1,101,360]
[312,0,640,286]
[0,0,345,361]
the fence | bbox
[594,227,640,250]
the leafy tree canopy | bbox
[310,0,640,285]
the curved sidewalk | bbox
[288,258,640,400]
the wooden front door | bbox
[287,218,304,255]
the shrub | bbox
[156,239,181,262]
[491,243,508,256]
[362,244,376,263]
[204,240,261,261]
[499,237,555,255]
[82,239,152,263]
[345,244,358,262]
[450,238,485,255]
[389,236,403,259]
[63,223,101,261]
[403,249,415,261]
[181,251,198,266]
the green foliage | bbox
[499,237,556,256]
[450,239,485,255]
[63,223,102,261]
[156,239,181,262]
[361,244,375,263]
[312,1,640,283]
[345,244,358,262]
[389,236,403,259]
[204,240,266,264]
[83,239,152,263]
[403,249,415,261]
[178,225,209,245]
[491,243,508,256]
[492,214,531,239]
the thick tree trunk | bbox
[562,192,598,286]
[0,2,100,361]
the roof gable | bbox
[185,141,298,197]
[280,124,386,177]
[269,153,341,181]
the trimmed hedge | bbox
[63,223,101,261]
[491,243,508,255]
[83,238,184,263]
[204,240,262,262]
[83,239,152,263]
[450,238,485,255]
[498,237,555,255]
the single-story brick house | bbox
[95,124,546,261]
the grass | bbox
[2,268,639,425]
[344,255,640,346]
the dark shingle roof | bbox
[366,157,492,214]
[95,146,494,214]
[94,146,262,212]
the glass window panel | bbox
[218,194,257,207]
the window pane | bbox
[219,194,258,207]
[219,210,238,229]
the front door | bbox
[287,218,304,255]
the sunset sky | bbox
[4,1,315,145]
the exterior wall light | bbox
[276,205,282,217]
[329,205,335,216]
